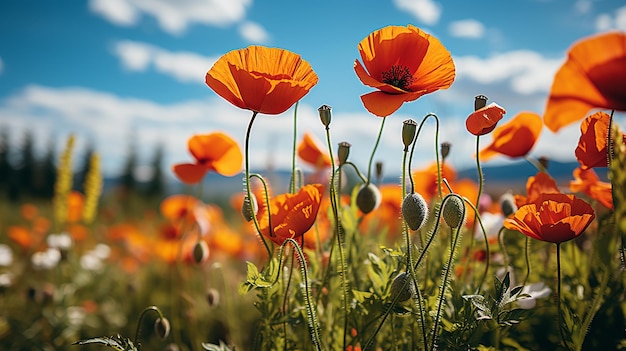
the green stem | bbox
[409,113,441,197]
[366,117,387,183]
[522,236,531,289]
[133,306,166,349]
[556,243,571,351]
[290,102,299,194]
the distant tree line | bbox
[0,127,166,203]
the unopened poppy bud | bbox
[402,192,428,230]
[474,95,488,111]
[206,288,220,307]
[443,196,465,228]
[241,193,258,222]
[154,317,171,340]
[441,142,451,160]
[318,104,332,127]
[402,119,417,150]
[499,192,517,217]
[375,161,384,183]
[337,142,351,165]
[356,183,381,214]
[389,272,416,302]
[192,241,209,264]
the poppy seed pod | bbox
[402,119,418,150]
[402,192,428,231]
[474,95,488,111]
[192,241,209,264]
[441,142,451,160]
[356,183,381,214]
[154,317,171,340]
[337,142,352,165]
[443,196,465,228]
[241,193,258,222]
[375,161,384,182]
[389,272,416,302]
[318,104,332,127]
[499,192,518,217]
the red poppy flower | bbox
[466,102,506,136]
[257,184,324,245]
[354,25,455,117]
[504,193,595,244]
[205,46,318,115]
[544,32,626,132]
[173,132,243,184]
[514,172,561,208]
[479,112,543,160]
[297,132,332,169]
[575,111,626,169]
[569,167,613,209]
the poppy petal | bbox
[360,90,423,117]
[173,163,208,184]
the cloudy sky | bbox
[1,0,625,182]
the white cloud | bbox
[454,51,563,95]
[595,5,626,31]
[89,0,252,35]
[113,41,217,83]
[239,21,269,43]
[575,0,592,15]
[448,19,485,39]
[393,0,442,25]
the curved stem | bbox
[409,113,441,197]
[366,117,387,183]
[133,305,166,349]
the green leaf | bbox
[73,335,138,351]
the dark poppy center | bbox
[382,65,414,90]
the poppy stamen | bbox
[382,65,414,90]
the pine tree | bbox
[144,142,165,198]
[0,129,11,196]
[119,135,138,196]
[16,131,36,198]
[33,137,57,198]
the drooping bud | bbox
[499,192,517,217]
[440,142,451,161]
[389,272,416,302]
[192,241,209,264]
[474,95,488,111]
[154,317,171,340]
[206,288,220,307]
[318,104,332,127]
[356,183,381,214]
[443,196,465,228]
[241,193,258,222]
[337,142,351,165]
[375,161,384,183]
[402,192,428,231]
[402,119,417,150]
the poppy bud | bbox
[375,161,384,183]
[499,192,517,217]
[402,192,428,231]
[318,104,332,127]
[474,95,488,111]
[192,241,209,264]
[441,142,451,161]
[154,317,171,340]
[241,193,258,222]
[443,196,465,228]
[206,288,220,307]
[356,183,381,214]
[402,119,417,150]
[389,272,416,302]
[337,142,351,165]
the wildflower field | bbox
[1,25,626,351]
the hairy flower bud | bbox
[337,142,351,165]
[499,192,517,217]
[192,241,209,264]
[440,142,451,161]
[241,193,258,222]
[402,119,417,150]
[443,196,465,228]
[154,317,171,340]
[318,104,332,127]
[402,192,428,231]
[474,94,488,111]
[389,272,416,302]
[356,183,381,214]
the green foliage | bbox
[74,335,138,351]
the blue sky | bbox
[1,0,625,181]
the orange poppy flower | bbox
[205,45,318,115]
[8,226,35,249]
[359,184,404,239]
[173,132,243,184]
[569,167,613,209]
[160,194,200,222]
[575,111,626,169]
[411,162,456,203]
[354,25,455,117]
[466,103,506,136]
[67,191,85,223]
[515,172,561,207]
[544,32,626,132]
[297,132,332,170]
[257,184,324,245]
[504,193,595,244]
[479,112,543,161]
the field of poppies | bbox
[1,25,625,351]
